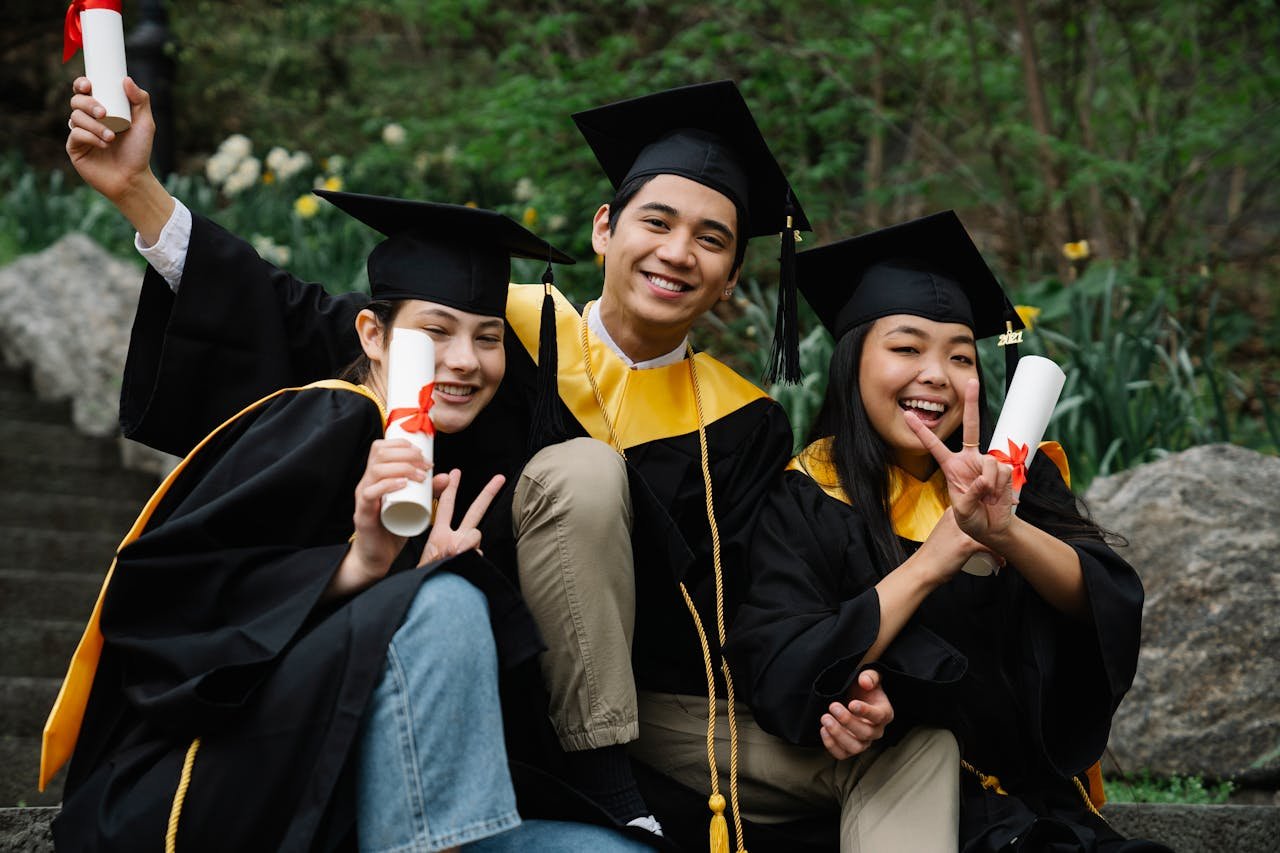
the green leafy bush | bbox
[1104,772,1234,805]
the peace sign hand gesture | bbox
[903,378,1016,545]
[420,470,506,565]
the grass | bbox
[1104,772,1235,805]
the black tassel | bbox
[764,194,803,386]
[529,262,567,453]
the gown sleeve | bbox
[1014,456,1146,776]
[726,471,967,747]
[100,388,385,730]
[120,213,369,456]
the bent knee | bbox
[902,726,960,768]
[515,437,629,525]
[395,573,494,656]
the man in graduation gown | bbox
[66,78,921,850]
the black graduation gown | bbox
[726,451,1170,852]
[116,214,797,850]
[53,385,541,852]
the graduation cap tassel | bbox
[997,307,1024,394]
[765,193,802,386]
[529,262,567,453]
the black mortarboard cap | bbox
[796,211,1022,341]
[572,81,810,383]
[315,189,575,317]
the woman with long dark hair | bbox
[727,212,1167,851]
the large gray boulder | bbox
[0,234,173,475]
[1086,444,1280,785]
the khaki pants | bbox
[513,439,960,850]
[630,692,960,853]
[513,437,639,750]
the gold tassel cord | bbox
[679,582,728,853]
[579,304,629,459]
[578,308,748,852]
[688,348,748,853]
[165,737,202,853]
[1073,775,1106,821]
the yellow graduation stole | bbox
[39,379,383,791]
[505,284,768,448]
[787,437,1071,541]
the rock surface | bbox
[0,234,175,475]
[1086,444,1280,785]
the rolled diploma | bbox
[961,355,1067,576]
[380,328,435,537]
[81,8,131,132]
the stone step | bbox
[0,571,101,622]
[0,369,29,393]
[0,492,141,536]
[0,527,122,575]
[0,802,1277,851]
[0,738,62,811]
[0,422,119,468]
[0,620,82,679]
[0,390,70,426]
[0,678,60,738]
[0,454,157,500]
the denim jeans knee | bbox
[356,571,519,852]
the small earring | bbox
[723,288,734,297]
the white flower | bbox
[548,214,567,231]
[277,152,311,182]
[222,156,262,196]
[413,151,431,173]
[265,146,290,174]
[440,144,459,165]
[381,123,407,147]
[204,151,237,186]
[325,155,346,174]
[513,177,536,202]
[250,234,291,266]
[219,134,252,160]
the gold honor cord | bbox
[166,737,202,852]
[579,305,747,852]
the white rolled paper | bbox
[81,8,131,133]
[380,328,435,537]
[961,355,1067,576]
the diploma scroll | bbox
[961,355,1067,576]
[381,328,435,537]
[77,6,132,133]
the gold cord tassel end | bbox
[709,793,729,853]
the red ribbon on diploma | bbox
[63,0,123,63]
[989,439,1030,491]
[387,383,436,437]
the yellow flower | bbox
[322,175,344,192]
[1014,304,1041,331]
[1062,240,1090,261]
[262,170,275,185]
[594,253,605,267]
[464,200,478,208]
[522,206,538,228]
[294,194,320,218]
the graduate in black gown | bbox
[40,196,654,852]
[726,213,1170,852]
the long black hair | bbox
[807,319,1115,575]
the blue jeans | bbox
[356,572,519,852]
[356,571,652,853]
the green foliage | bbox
[5,0,1277,475]
[1104,772,1234,805]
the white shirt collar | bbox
[587,298,688,369]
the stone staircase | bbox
[0,363,158,810]
[2,363,1278,850]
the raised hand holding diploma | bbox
[380,328,436,537]
[63,0,131,132]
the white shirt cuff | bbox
[135,198,192,292]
